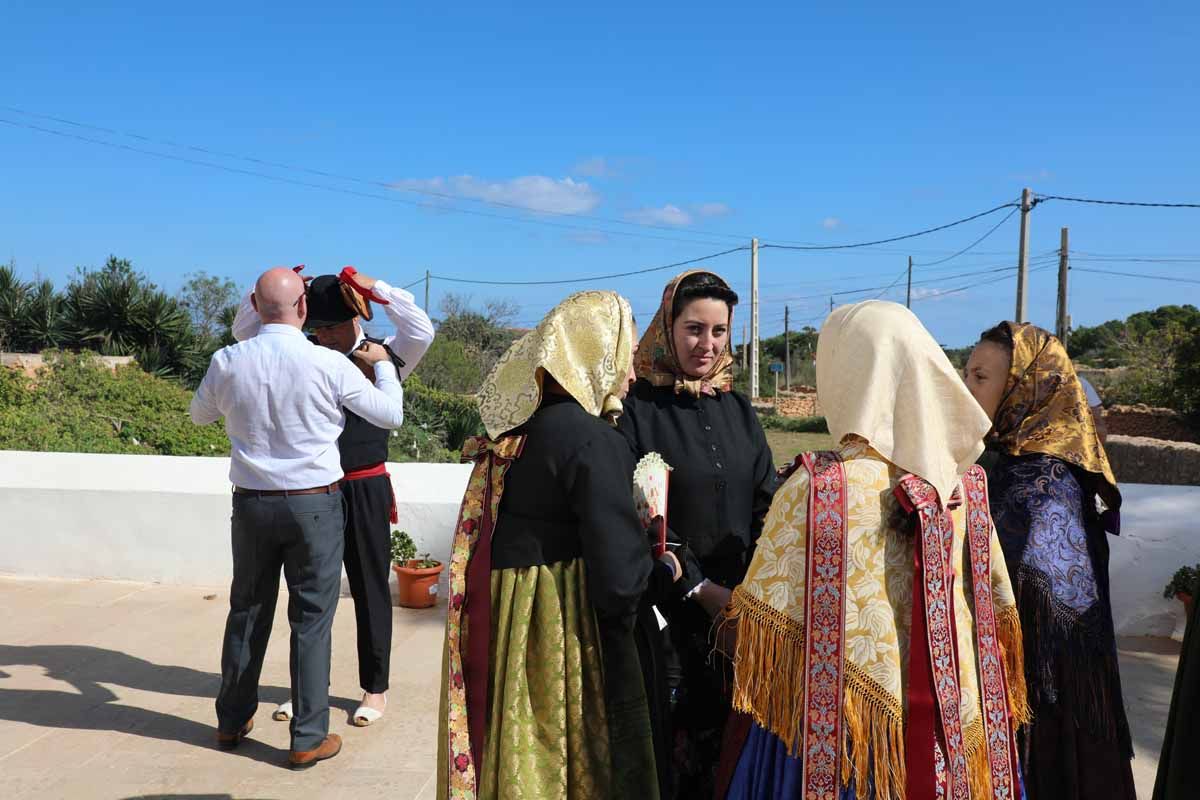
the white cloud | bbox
[695,202,732,218]
[625,204,692,227]
[821,217,841,230]
[909,286,958,303]
[392,174,600,215]
[572,157,616,178]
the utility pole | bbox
[784,306,790,389]
[906,256,913,308]
[424,269,431,312]
[1056,227,1070,343]
[750,238,760,400]
[1015,187,1032,322]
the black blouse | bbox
[617,379,777,586]
[492,394,653,620]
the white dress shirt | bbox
[190,324,406,490]
[231,279,435,378]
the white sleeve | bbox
[230,287,262,342]
[337,358,406,429]
[371,279,435,380]
[189,359,223,425]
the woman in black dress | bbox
[618,270,777,798]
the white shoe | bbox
[273,700,293,722]
[352,695,386,727]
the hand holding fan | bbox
[633,452,672,558]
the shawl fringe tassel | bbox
[728,588,1030,799]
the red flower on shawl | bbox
[452,671,464,689]
[451,593,465,610]
[462,519,477,535]
[454,753,471,772]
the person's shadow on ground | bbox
[0,644,358,769]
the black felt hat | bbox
[305,274,373,328]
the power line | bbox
[1038,194,1200,209]
[758,201,1020,251]
[2,105,758,244]
[1070,255,1200,264]
[1070,267,1200,285]
[430,245,748,286]
[912,206,1019,267]
[0,116,743,248]
[913,264,1055,302]
[401,276,425,291]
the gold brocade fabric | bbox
[477,559,612,800]
[476,291,634,439]
[632,270,735,397]
[729,440,1024,799]
[989,322,1121,509]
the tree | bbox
[0,262,67,352]
[64,256,201,382]
[181,271,239,343]
[422,293,521,391]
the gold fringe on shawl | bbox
[728,587,1031,799]
[996,603,1033,727]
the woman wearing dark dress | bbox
[617,270,777,798]
[436,290,680,800]
[965,321,1136,800]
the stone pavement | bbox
[0,576,1183,799]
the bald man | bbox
[190,267,406,769]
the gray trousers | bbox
[215,490,345,751]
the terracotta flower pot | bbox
[1177,591,1195,622]
[393,560,444,609]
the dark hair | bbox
[672,272,739,319]
[978,323,1014,351]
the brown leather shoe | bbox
[289,734,342,769]
[216,717,254,750]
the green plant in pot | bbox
[390,530,443,609]
[1163,563,1200,621]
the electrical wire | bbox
[1038,194,1200,209]
[758,201,1020,251]
[1070,267,1200,285]
[429,245,748,286]
[1,105,757,243]
[0,117,744,248]
[912,206,1020,267]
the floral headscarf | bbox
[476,290,635,439]
[989,322,1121,511]
[633,269,735,397]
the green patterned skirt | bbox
[439,559,658,800]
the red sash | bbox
[342,462,398,523]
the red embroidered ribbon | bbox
[897,476,970,800]
[460,436,524,778]
[799,451,849,799]
[341,461,398,523]
[963,466,1021,798]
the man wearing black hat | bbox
[233,265,434,727]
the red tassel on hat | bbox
[338,266,390,305]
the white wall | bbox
[0,451,471,600]
[1109,483,1200,638]
[0,451,1196,636]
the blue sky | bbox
[3,1,1198,346]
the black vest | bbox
[310,334,406,471]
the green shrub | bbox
[0,351,230,456]
[760,415,829,434]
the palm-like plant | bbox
[0,265,67,352]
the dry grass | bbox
[765,430,836,466]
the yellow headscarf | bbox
[476,290,635,439]
[632,270,735,397]
[817,300,992,503]
[988,322,1120,509]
